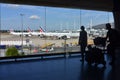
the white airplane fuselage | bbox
[10,31,31,37]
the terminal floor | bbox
[0,55,120,80]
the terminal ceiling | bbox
[0,0,113,12]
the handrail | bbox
[0,51,80,62]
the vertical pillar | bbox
[113,1,120,76]
[113,11,120,31]
[113,0,120,31]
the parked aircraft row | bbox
[10,27,107,39]
[10,27,79,39]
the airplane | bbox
[9,27,44,37]
[30,27,44,37]
[9,29,32,37]
[25,27,70,39]
[30,27,79,39]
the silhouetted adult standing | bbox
[105,23,119,65]
[79,26,88,61]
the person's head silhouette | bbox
[106,23,111,30]
[81,26,85,31]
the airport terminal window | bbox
[0,3,114,58]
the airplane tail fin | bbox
[40,27,44,32]
[28,27,32,32]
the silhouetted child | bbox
[85,45,95,65]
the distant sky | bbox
[0,3,114,31]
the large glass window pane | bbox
[0,3,114,58]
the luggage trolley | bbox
[85,37,106,67]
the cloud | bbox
[29,15,40,20]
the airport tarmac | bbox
[1,33,93,47]
[1,34,79,47]
[0,33,94,57]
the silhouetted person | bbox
[85,45,94,65]
[105,23,119,65]
[78,26,88,61]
